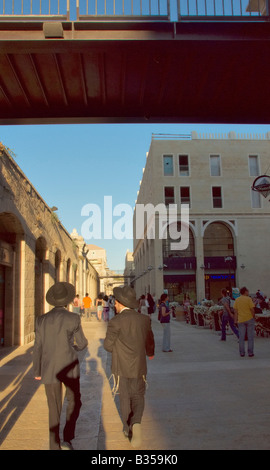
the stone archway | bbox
[203,222,234,258]
[162,222,196,302]
[203,222,235,301]
[0,212,24,346]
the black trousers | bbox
[45,378,82,450]
[118,376,146,435]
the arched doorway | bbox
[162,222,196,302]
[0,212,24,346]
[35,236,47,319]
[203,222,235,301]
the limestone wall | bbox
[0,144,99,345]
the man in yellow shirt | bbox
[83,293,92,320]
[234,287,255,357]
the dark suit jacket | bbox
[33,307,88,384]
[104,308,155,378]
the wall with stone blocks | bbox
[0,144,99,346]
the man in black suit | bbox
[104,286,155,448]
[33,282,88,450]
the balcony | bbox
[178,0,269,20]
[163,256,197,270]
[0,0,269,22]
[203,256,237,270]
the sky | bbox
[0,122,269,270]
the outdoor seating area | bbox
[254,313,270,337]
[175,300,270,337]
[184,301,223,331]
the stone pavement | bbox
[1,313,270,451]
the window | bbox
[163,155,174,176]
[179,155,189,176]
[212,187,222,208]
[251,189,262,208]
[180,186,191,207]
[249,155,259,176]
[210,155,221,176]
[164,187,175,206]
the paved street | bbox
[1,314,270,450]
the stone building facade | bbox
[0,144,99,347]
[133,131,270,303]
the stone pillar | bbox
[19,237,26,345]
[195,231,205,302]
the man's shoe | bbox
[248,353,254,357]
[61,441,74,450]
[131,423,142,448]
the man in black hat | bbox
[104,286,155,448]
[33,282,88,450]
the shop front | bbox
[204,273,236,303]
[163,274,196,303]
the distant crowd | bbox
[72,293,116,321]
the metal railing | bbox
[178,0,269,19]
[0,0,71,19]
[0,0,269,20]
[76,0,170,19]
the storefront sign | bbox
[204,274,235,281]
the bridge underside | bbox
[0,20,269,125]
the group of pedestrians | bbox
[72,293,115,322]
[138,293,156,316]
[157,285,258,358]
[33,282,154,450]
[31,278,258,451]
[72,293,93,319]
[156,285,258,357]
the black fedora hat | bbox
[113,286,139,309]
[46,282,75,307]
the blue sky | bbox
[0,123,269,270]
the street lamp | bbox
[252,175,270,200]
[158,264,167,270]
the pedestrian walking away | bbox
[139,295,148,315]
[146,293,155,317]
[158,293,173,352]
[220,288,239,341]
[103,295,110,322]
[96,294,104,321]
[83,293,92,320]
[33,282,88,450]
[233,286,255,357]
[104,286,155,448]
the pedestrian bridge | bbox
[0,0,269,125]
